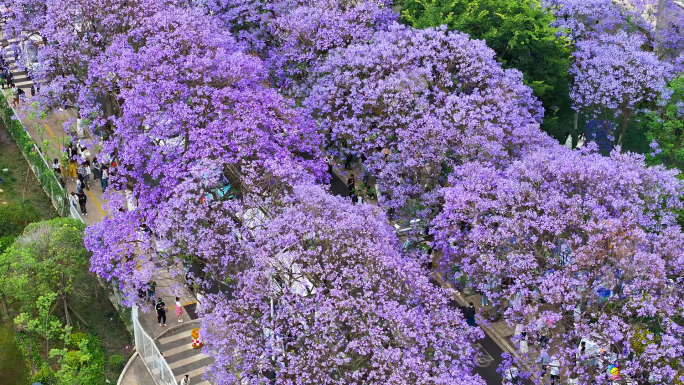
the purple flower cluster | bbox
[4,0,683,382]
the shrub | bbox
[0,201,38,237]
[0,235,15,253]
[31,365,52,384]
[69,332,88,348]
[64,350,82,368]
[108,353,126,371]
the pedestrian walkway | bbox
[1,42,109,225]
[0,34,213,385]
[156,322,213,385]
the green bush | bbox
[108,353,126,371]
[31,364,53,384]
[0,235,15,253]
[0,201,39,237]
[64,350,82,368]
[69,332,88,348]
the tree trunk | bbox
[573,112,578,132]
[617,112,630,148]
[62,274,72,327]
[28,333,36,375]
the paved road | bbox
[328,169,506,384]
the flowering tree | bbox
[201,184,484,385]
[202,0,395,97]
[307,24,553,220]
[2,0,161,129]
[433,146,684,384]
[85,7,325,298]
[570,32,673,147]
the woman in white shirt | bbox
[576,133,586,149]
[564,132,572,149]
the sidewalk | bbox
[0,35,209,385]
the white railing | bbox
[132,305,177,385]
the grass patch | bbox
[0,321,30,384]
[0,121,57,220]
[69,281,135,382]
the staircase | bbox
[156,322,214,385]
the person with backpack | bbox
[77,190,87,216]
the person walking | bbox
[575,133,586,149]
[69,158,78,181]
[179,374,190,385]
[549,357,561,385]
[146,281,157,304]
[175,296,184,323]
[564,132,572,149]
[77,191,88,216]
[92,157,101,181]
[156,298,167,327]
[52,158,61,175]
[101,166,109,191]
[11,85,19,107]
[325,154,335,182]
[464,302,476,326]
[77,162,86,185]
[83,160,91,190]
[347,174,355,195]
[504,366,520,385]
[69,192,79,211]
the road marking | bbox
[86,188,107,217]
[166,300,197,310]
[475,343,495,367]
[43,122,62,149]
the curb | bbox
[116,352,139,385]
[433,272,538,381]
[154,319,200,341]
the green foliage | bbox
[0,235,16,253]
[49,334,106,384]
[0,92,70,217]
[400,0,573,117]
[31,364,53,384]
[641,74,684,169]
[0,201,39,237]
[108,353,125,371]
[68,332,88,348]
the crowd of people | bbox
[55,140,115,217]
[0,55,32,107]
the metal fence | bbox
[1,98,84,223]
[132,306,178,385]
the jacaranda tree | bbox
[307,24,554,221]
[433,145,684,384]
[85,7,325,298]
[201,184,485,385]
[570,32,673,147]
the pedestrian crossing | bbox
[156,322,214,385]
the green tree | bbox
[401,0,573,129]
[642,74,684,169]
[0,218,92,378]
